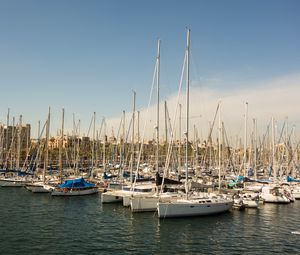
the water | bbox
[1,187,300,255]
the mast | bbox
[218,102,222,191]
[271,117,276,179]
[137,111,140,145]
[137,110,140,163]
[102,119,106,174]
[253,118,257,180]
[156,39,160,173]
[16,115,22,170]
[76,120,80,174]
[130,91,136,185]
[59,108,65,183]
[243,102,248,178]
[91,112,96,179]
[43,108,50,183]
[25,124,30,168]
[10,117,15,170]
[6,108,10,155]
[72,113,76,170]
[185,28,190,196]
[285,116,288,176]
[37,120,41,171]
[293,126,298,176]
[164,101,168,159]
[120,110,125,175]
[178,103,182,173]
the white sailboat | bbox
[128,39,163,212]
[291,185,300,199]
[101,92,138,203]
[260,185,290,203]
[157,29,233,218]
[0,175,31,187]
[27,108,55,193]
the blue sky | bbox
[0,0,300,137]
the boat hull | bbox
[51,187,98,196]
[292,190,300,199]
[243,200,259,208]
[101,191,124,203]
[130,196,159,212]
[130,193,179,212]
[26,183,53,193]
[158,199,233,218]
[261,194,290,203]
[0,179,26,187]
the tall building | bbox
[0,124,31,151]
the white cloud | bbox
[106,72,300,143]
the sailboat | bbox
[0,115,34,187]
[0,172,32,187]
[157,29,233,218]
[129,41,183,212]
[101,92,136,203]
[260,185,290,203]
[51,177,98,196]
[50,109,98,196]
[101,92,156,204]
[26,108,55,193]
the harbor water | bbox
[1,187,300,255]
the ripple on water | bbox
[1,188,300,255]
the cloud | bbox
[106,72,300,142]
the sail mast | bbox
[130,91,136,185]
[156,39,160,173]
[218,102,222,191]
[43,107,50,183]
[59,108,65,183]
[243,102,248,178]
[185,28,190,195]
[253,118,257,180]
[6,108,10,160]
[91,112,96,179]
[16,115,22,170]
[178,104,182,173]
[102,118,106,174]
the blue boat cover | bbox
[287,176,300,183]
[58,178,96,188]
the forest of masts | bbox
[0,105,299,179]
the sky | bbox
[0,0,299,140]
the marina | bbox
[1,1,300,254]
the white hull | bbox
[292,192,300,199]
[123,195,131,207]
[51,187,98,196]
[131,195,159,212]
[26,183,54,193]
[0,179,26,187]
[243,199,259,208]
[123,191,156,207]
[130,193,181,212]
[101,184,156,204]
[158,198,233,218]
[101,190,125,203]
[261,194,290,203]
[292,189,300,199]
[260,186,291,203]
